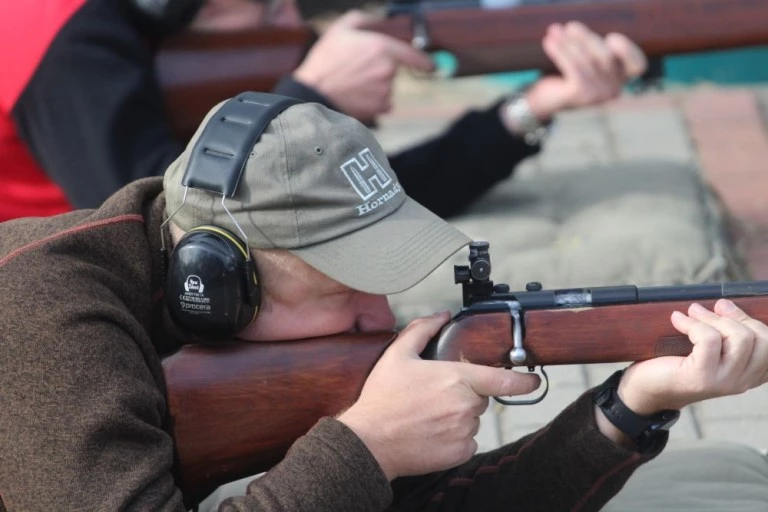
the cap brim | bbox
[290,197,471,294]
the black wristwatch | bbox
[594,369,680,451]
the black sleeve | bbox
[11,0,184,209]
[388,101,541,218]
[388,390,666,512]
[272,76,337,107]
[273,77,541,219]
[271,76,540,219]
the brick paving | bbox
[375,76,768,453]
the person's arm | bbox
[389,298,768,511]
[11,0,183,209]
[388,102,541,218]
[389,389,663,512]
[219,418,392,511]
[389,21,650,219]
[0,297,391,511]
[0,210,393,512]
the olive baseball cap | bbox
[163,100,471,294]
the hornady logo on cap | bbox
[340,148,402,216]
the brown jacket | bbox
[0,178,663,511]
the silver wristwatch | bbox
[503,95,550,146]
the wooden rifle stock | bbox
[163,290,768,500]
[156,0,768,140]
[162,331,395,502]
[155,26,316,141]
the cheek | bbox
[237,303,358,342]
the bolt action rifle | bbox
[162,240,768,503]
[157,0,768,140]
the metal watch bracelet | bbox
[503,94,550,146]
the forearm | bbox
[219,418,392,512]
[389,389,665,512]
[390,101,541,218]
[272,76,336,109]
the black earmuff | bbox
[166,226,260,340]
[123,0,206,35]
[163,92,302,341]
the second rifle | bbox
[157,0,768,140]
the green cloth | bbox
[604,441,768,512]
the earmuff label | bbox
[179,274,212,314]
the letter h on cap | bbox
[340,148,393,201]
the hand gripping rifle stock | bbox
[163,240,768,501]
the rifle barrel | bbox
[484,280,768,310]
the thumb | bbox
[385,311,451,358]
[464,365,541,398]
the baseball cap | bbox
[163,99,471,295]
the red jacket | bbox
[0,1,83,221]
[1,0,537,223]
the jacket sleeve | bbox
[388,389,667,512]
[220,418,393,512]
[0,210,393,512]
[388,101,542,218]
[11,0,184,209]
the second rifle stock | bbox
[164,294,768,501]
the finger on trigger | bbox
[605,32,648,79]
[388,39,434,72]
[466,365,541,398]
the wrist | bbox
[521,84,559,124]
[292,66,324,95]
[616,367,683,416]
[594,405,636,449]
[499,94,552,145]
[337,410,398,481]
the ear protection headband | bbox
[123,0,206,35]
[162,91,302,341]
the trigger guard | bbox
[494,366,550,406]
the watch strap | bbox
[594,369,680,450]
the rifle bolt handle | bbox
[510,347,527,365]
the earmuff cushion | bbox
[166,228,258,340]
